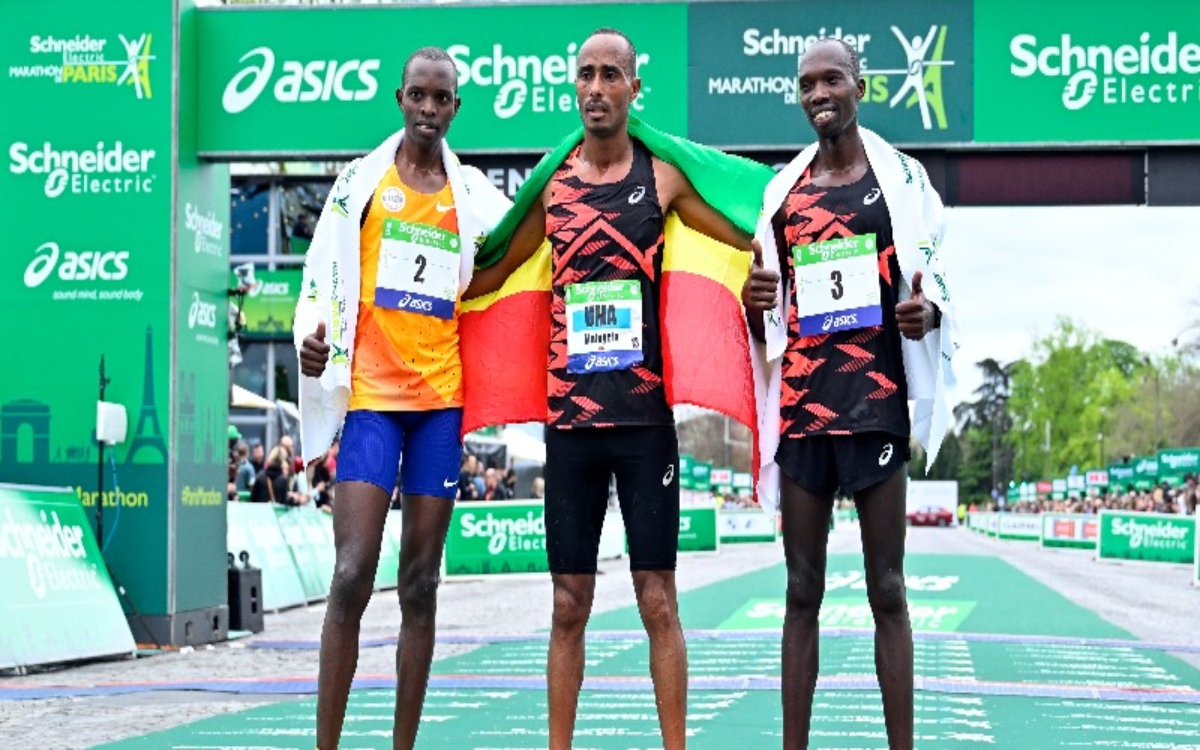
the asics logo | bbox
[879,443,894,466]
[584,354,620,371]
[864,188,881,205]
[822,314,834,332]
[662,464,675,486]
[629,186,645,204]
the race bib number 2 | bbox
[793,234,882,335]
[376,218,460,320]
[565,280,643,374]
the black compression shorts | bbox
[776,431,910,497]
[544,425,680,574]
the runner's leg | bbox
[392,494,455,750]
[316,480,390,746]
[632,569,686,750]
[855,465,913,750]
[780,476,834,750]
[548,572,597,750]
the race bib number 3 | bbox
[376,218,460,320]
[565,281,644,374]
[793,234,882,335]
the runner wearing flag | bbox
[465,28,767,750]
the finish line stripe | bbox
[246,628,1200,654]
[5,673,1199,704]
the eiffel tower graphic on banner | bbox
[126,325,167,464]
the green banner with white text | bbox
[1097,511,1195,565]
[0,484,135,669]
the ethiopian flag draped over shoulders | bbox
[460,117,774,442]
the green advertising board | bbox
[195,4,687,156]
[235,268,302,339]
[445,500,548,576]
[975,0,1200,143]
[679,455,694,491]
[1132,455,1159,491]
[1040,513,1099,550]
[0,0,229,645]
[688,0,973,147]
[0,484,136,669]
[1157,448,1200,486]
[1097,511,1195,565]
[226,502,306,611]
[1108,463,1135,489]
[691,461,713,492]
[679,506,719,553]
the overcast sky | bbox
[945,205,1199,407]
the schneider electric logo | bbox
[448,43,651,120]
[1011,32,1200,111]
[185,203,224,257]
[460,511,546,555]
[9,141,156,198]
[1110,518,1190,551]
[718,25,956,131]
[222,47,380,114]
[9,33,155,100]
[0,508,99,600]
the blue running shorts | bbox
[337,408,463,499]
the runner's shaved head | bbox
[403,46,457,92]
[800,38,862,82]
[586,28,638,79]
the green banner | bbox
[1132,455,1159,491]
[0,0,176,619]
[196,4,687,155]
[236,268,302,339]
[1107,463,1135,489]
[226,502,307,611]
[691,462,712,492]
[679,506,719,552]
[445,500,547,576]
[689,0,973,147]
[1097,511,1195,564]
[375,511,402,590]
[275,507,330,602]
[0,484,136,669]
[1157,448,1200,486]
[975,0,1200,143]
[679,454,694,491]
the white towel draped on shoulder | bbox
[293,130,511,462]
[751,128,959,511]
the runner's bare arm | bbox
[464,187,549,300]
[653,158,753,252]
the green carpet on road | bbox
[98,553,1200,749]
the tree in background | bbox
[1006,319,1137,477]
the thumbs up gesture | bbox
[895,271,938,340]
[741,238,780,315]
[300,321,331,377]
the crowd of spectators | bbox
[455,454,543,502]
[979,476,1199,516]
[226,427,335,512]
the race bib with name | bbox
[376,218,460,320]
[565,280,643,374]
[793,234,882,335]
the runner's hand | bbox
[896,271,937,340]
[300,321,331,377]
[742,239,779,315]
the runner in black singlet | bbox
[468,28,753,750]
[742,39,947,750]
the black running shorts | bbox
[544,425,680,574]
[775,431,910,497]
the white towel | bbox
[293,130,511,462]
[752,128,959,511]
